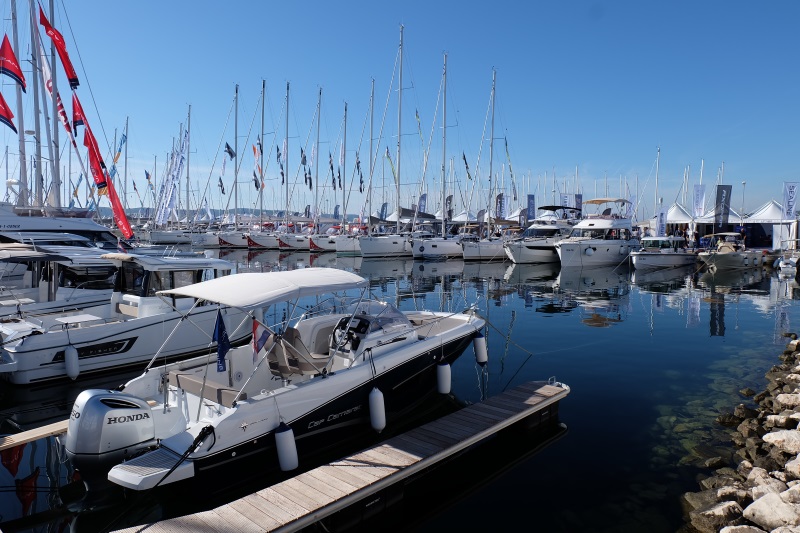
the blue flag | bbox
[213,310,231,372]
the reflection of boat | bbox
[413,259,465,277]
[0,253,251,385]
[65,268,486,494]
[698,267,768,292]
[308,252,338,268]
[278,251,310,269]
[697,232,767,271]
[358,257,414,280]
[503,262,561,286]
[630,236,699,271]
[554,265,631,300]
[334,255,362,273]
[462,260,512,281]
[630,264,696,293]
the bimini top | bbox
[100,253,233,272]
[159,267,368,309]
[583,198,631,205]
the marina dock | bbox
[110,379,569,533]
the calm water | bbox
[1,249,797,532]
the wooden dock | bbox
[112,379,570,533]
[0,419,69,451]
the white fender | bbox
[275,422,299,471]
[369,387,386,433]
[585,247,594,256]
[436,362,451,394]
[473,332,488,366]
[65,345,80,380]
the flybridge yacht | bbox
[554,198,639,267]
[504,206,580,264]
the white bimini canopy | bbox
[159,267,368,309]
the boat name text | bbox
[308,405,362,429]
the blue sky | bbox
[1,0,797,221]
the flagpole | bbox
[259,79,265,228]
[342,102,347,230]
[234,84,239,230]
[396,24,403,234]
[9,1,27,206]
[124,116,129,211]
[314,87,321,233]
[186,106,191,226]
[368,78,374,237]
[285,82,289,232]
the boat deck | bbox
[110,379,569,533]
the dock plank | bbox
[0,420,68,451]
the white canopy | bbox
[159,267,368,309]
[745,200,793,223]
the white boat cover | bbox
[158,267,368,309]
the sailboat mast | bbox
[396,24,403,233]
[368,79,374,236]
[441,53,447,238]
[259,79,265,227]
[234,84,239,228]
[186,107,190,224]
[285,82,289,229]
[488,69,496,236]
[342,102,347,228]
[10,0,27,206]
[124,117,129,210]
[314,87,321,231]
[28,0,44,207]
[654,146,660,220]
[48,0,60,207]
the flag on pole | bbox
[213,310,231,372]
[218,176,225,195]
[38,6,79,89]
[385,147,397,185]
[224,142,236,159]
[0,34,25,91]
[252,321,270,363]
[72,92,86,132]
[0,92,17,133]
[462,152,472,180]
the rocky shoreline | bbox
[681,332,800,533]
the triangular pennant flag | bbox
[39,6,79,89]
[0,92,17,133]
[0,35,25,91]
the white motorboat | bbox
[65,267,486,492]
[629,236,699,271]
[0,253,251,385]
[697,232,767,271]
[503,206,578,264]
[554,198,639,267]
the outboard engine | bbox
[65,389,157,473]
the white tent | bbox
[665,203,693,224]
[744,200,797,250]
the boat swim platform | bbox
[111,379,570,533]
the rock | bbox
[765,431,800,455]
[776,395,800,410]
[704,456,727,469]
[683,489,724,512]
[786,457,800,479]
[719,412,745,427]
[782,485,800,504]
[739,388,757,398]
[690,500,744,533]
[743,493,800,530]
[720,526,767,533]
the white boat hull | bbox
[246,232,281,249]
[217,231,249,248]
[504,238,561,264]
[335,235,362,256]
[278,234,310,250]
[556,238,639,267]
[309,234,338,252]
[698,250,766,270]
[462,239,507,261]
[358,235,412,258]
[630,251,698,271]
[411,237,462,260]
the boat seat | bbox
[266,329,327,378]
[168,371,246,408]
[116,303,138,317]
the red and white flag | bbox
[252,321,270,362]
[39,5,79,89]
[0,91,17,133]
[72,92,86,132]
[0,34,25,91]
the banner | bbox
[39,7,79,89]
[714,184,732,229]
[445,194,453,220]
[656,207,667,237]
[379,202,388,221]
[418,193,427,214]
[693,184,706,218]
[526,194,536,221]
[575,194,583,213]
[495,193,506,220]
[783,182,798,219]
[560,193,570,208]
[334,204,340,219]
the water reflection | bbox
[4,249,800,532]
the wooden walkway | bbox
[112,380,570,533]
[0,419,69,451]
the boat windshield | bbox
[345,299,412,332]
[522,227,561,238]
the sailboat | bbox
[359,26,413,258]
[462,69,508,262]
[410,54,462,261]
[310,99,346,253]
